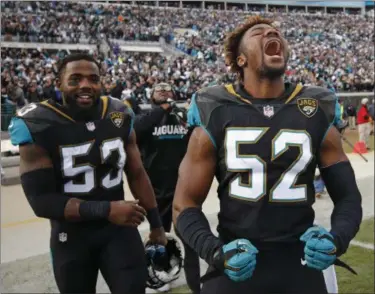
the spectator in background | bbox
[369,99,375,135]
[42,77,57,101]
[8,80,26,107]
[1,84,16,131]
[134,83,200,294]
[369,99,375,120]
[26,80,44,103]
[346,103,357,130]
[314,168,326,199]
[357,98,372,150]
[338,100,345,120]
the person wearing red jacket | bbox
[357,98,372,150]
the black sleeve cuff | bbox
[176,207,223,264]
[146,207,163,229]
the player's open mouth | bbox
[264,39,282,57]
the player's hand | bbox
[108,200,146,227]
[148,227,168,246]
[214,239,258,282]
[300,226,337,271]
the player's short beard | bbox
[63,93,101,121]
[258,52,289,81]
[152,97,168,105]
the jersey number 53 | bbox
[60,138,126,193]
[225,128,313,202]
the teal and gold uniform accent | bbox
[8,96,134,202]
[189,83,337,243]
[187,93,217,149]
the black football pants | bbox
[157,197,201,294]
[201,242,328,294]
[50,222,147,294]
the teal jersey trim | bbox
[127,106,135,139]
[187,94,217,149]
[320,94,340,148]
[8,117,33,146]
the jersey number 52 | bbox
[225,128,313,202]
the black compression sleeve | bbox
[21,168,111,221]
[146,207,163,229]
[176,207,223,264]
[320,161,363,256]
[21,168,71,220]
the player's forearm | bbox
[126,166,163,228]
[321,161,363,256]
[127,165,157,210]
[175,206,223,264]
[21,168,110,221]
[21,168,74,220]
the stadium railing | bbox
[1,104,16,132]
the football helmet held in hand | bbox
[144,233,184,289]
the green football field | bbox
[171,218,375,293]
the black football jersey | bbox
[10,96,133,202]
[189,83,337,245]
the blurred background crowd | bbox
[1,1,374,131]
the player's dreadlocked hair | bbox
[57,53,100,78]
[224,16,275,81]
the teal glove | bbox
[214,239,258,282]
[300,226,337,271]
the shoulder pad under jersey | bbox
[299,86,339,125]
[9,102,62,146]
[105,96,135,137]
[105,96,135,117]
[188,85,238,128]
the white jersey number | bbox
[61,138,126,193]
[17,103,38,117]
[225,128,313,202]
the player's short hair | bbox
[57,53,100,79]
[224,15,274,80]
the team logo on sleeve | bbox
[110,112,125,128]
[297,98,318,118]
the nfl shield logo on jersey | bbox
[86,122,96,131]
[110,112,125,128]
[263,105,275,118]
[59,232,67,243]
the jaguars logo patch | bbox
[110,112,125,128]
[297,98,318,118]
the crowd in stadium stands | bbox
[1,1,174,43]
[1,1,374,130]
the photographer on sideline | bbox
[133,83,201,294]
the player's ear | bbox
[236,54,247,68]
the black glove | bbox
[167,99,188,126]
[171,106,188,126]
